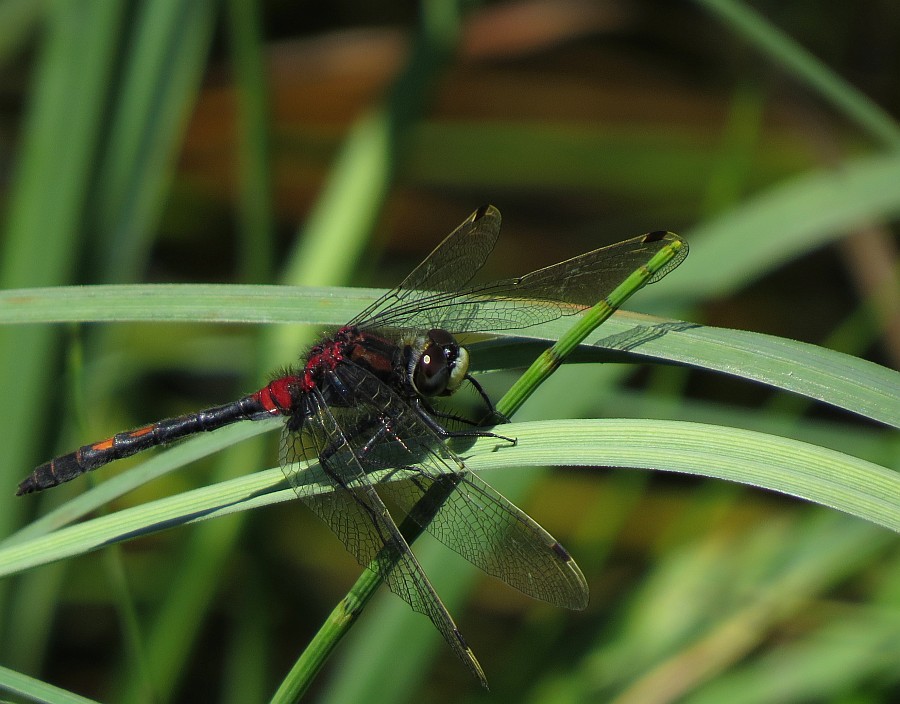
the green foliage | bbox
[0,1,897,703]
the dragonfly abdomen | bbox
[17,396,272,495]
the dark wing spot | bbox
[551,541,573,561]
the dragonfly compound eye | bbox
[412,339,451,396]
[412,329,469,397]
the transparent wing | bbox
[281,386,487,686]
[318,362,589,610]
[349,205,503,328]
[355,219,686,334]
[380,471,589,610]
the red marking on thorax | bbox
[298,327,359,391]
[253,327,372,411]
[347,338,393,375]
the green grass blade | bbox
[587,321,900,428]
[0,1,126,672]
[90,0,217,281]
[589,510,893,702]
[2,283,894,427]
[1,419,894,580]
[225,0,274,284]
[0,662,102,704]
[694,0,900,149]
[673,152,900,302]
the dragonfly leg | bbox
[412,398,516,446]
[464,373,510,424]
[419,403,487,429]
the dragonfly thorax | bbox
[406,328,469,398]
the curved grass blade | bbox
[1,419,894,577]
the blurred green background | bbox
[0,1,897,702]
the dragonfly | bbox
[18,205,688,686]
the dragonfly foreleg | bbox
[412,398,516,446]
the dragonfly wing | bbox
[357,231,687,334]
[380,471,589,610]
[281,388,487,686]
[508,230,688,304]
[326,362,588,610]
[350,205,502,329]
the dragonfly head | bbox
[409,329,469,398]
